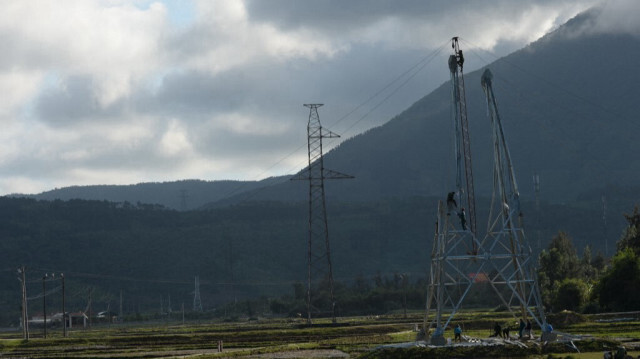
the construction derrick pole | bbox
[480,69,547,329]
[424,40,547,345]
[292,104,353,325]
[449,37,477,241]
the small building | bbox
[28,312,88,329]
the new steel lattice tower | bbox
[292,104,352,325]
[424,39,547,344]
[193,276,202,312]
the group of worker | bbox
[447,318,544,343]
[491,319,535,340]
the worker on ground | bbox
[458,208,467,230]
[454,324,462,342]
[446,192,457,215]
[614,346,627,359]
[518,319,526,339]
[525,319,532,339]
[491,322,502,338]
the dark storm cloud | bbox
[243,0,582,32]
[139,40,451,145]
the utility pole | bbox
[62,273,66,338]
[18,266,28,340]
[88,288,93,329]
[291,104,353,325]
[226,235,235,316]
[42,274,48,339]
[119,290,123,324]
[602,195,608,256]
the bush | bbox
[552,278,588,312]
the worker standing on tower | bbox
[458,208,467,230]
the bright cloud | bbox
[0,0,631,195]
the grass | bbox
[0,311,638,358]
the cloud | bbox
[0,0,167,109]
[0,0,612,195]
[587,0,640,36]
[243,0,601,50]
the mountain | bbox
[217,7,640,207]
[24,177,289,210]
[26,8,640,211]
[2,8,639,325]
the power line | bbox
[213,39,452,205]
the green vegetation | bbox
[0,312,638,358]
[535,207,640,315]
[2,196,640,326]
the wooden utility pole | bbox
[18,266,29,340]
[62,274,66,338]
[42,274,47,339]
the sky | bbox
[1,0,635,195]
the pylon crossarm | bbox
[319,128,341,139]
[323,169,354,179]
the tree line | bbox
[537,206,640,313]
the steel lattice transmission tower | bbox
[292,104,353,325]
[424,39,547,344]
[193,276,203,312]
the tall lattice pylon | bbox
[292,104,353,325]
[423,61,547,343]
[193,276,202,312]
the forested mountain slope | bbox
[219,8,640,206]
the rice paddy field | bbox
[0,310,638,358]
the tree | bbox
[538,232,581,308]
[593,248,640,311]
[617,206,640,255]
[580,245,599,281]
[553,278,588,312]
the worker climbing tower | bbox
[292,104,353,325]
[424,39,547,344]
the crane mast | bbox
[449,37,477,246]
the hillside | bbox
[219,8,640,207]
[26,177,288,210]
[1,6,639,327]
[26,8,640,210]
[0,193,628,325]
